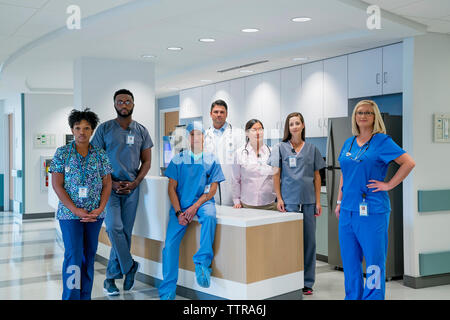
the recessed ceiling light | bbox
[169,87,180,90]
[241,28,259,33]
[293,57,308,61]
[167,47,183,51]
[292,17,312,22]
[199,38,216,43]
[141,54,156,59]
[201,79,212,82]
[240,69,254,73]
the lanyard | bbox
[346,135,374,161]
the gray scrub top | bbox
[91,119,153,182]
[268,141,325,205]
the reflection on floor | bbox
[1,212,449,300]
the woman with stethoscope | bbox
[335,100,415,300]
[231,119,277,210]
[203,99,244,206]
[268,112,326,296]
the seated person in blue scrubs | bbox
[335,100,415,300]
[158,122,225,300]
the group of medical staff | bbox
[50,88,415,301]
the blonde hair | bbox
[351,100,386,136]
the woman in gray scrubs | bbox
[268,112,325,296]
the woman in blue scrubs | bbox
[159,122,225,300]
[335,100,415,300]
[268,112,325,296]
[50,109,112,300]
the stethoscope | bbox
[242,141,271,158]
[345,135,374,162]
[205,123,234,151]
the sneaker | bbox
[195,264,211,288]
[103,279,120,296]
[123,260,140,291]
[302,287,313,295]
[160,291,176,300]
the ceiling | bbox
[0,0,446,99]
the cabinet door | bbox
[229,77,246,130]
[179,86,202,119]
[348,47,382,98]
[261,70,282,139]
[300,60,324,138]
[281,65,302,134]
[382,43,402,95]
[324,55,348,134]
[244,73,264,129]
[202,84,216,129]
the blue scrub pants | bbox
[105,187,139,280]
[285,203,316,289]
[59,218,104,300]
[158,202,216,297]
[338,209,390,300]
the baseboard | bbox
[22,212,55,220]
[316,254,328,263]
[403,273,450,289]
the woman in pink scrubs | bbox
[231,119,277,210]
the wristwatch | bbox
[175,210,182,217]
[336,201,342,205]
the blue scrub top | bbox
[338,133,405,213]
[165,151,225,211]
[268,141,325,205]
[91,119,153,182]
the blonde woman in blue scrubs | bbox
[268,112,325,296]
[336,100,415,300]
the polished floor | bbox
[1,211,449,300]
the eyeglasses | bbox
[116,100,134,106]
[249,128,264,133]
[356,111,374,116]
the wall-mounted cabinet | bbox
[348,43,402,99]
[179,86,202,119]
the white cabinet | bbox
[300,60,324,138]
[281,65,302,133]
[201,84,216,129]
[244,73,264,127]
[228,78,246,130]
[261,70,282,139]
[382,43,402,95]
[348,47,383,99]
[324,55,348,133]
[348,43,403,98]
[179,86,202,119]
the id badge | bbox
[359,201,368,216]
[289,156,297,168]
[126,134,135,145]
[65,166,70,173]
[79,187,88,199]
[204,184,211,194]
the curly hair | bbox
[68,108,100,130]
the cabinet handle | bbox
[376,73,381,85]
[383,72,387,84]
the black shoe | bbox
[124,260,140,291]
[103,279,120,296]
[302,287,313,295]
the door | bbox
[348,47,383,98]
[164,111,179,136]
[382,43,403,95]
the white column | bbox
[74,57,157,176]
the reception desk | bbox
[49,176,304,300]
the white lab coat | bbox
[203,122,245,206]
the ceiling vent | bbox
[217,60,269,73]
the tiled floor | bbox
[1,211,449,300]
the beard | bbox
[115,106,134,118]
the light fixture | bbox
[292,17,312,22]
[141,54,156,59]
[293,57,308,61]
[199,38,216,43]
[241,28,259,33]
[169,87,180,90]
[167,47,183,51]
[201,79,212,82]
[240,69,253,73]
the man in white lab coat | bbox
[203,99,244,206]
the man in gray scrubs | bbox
[91,89,153,296]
